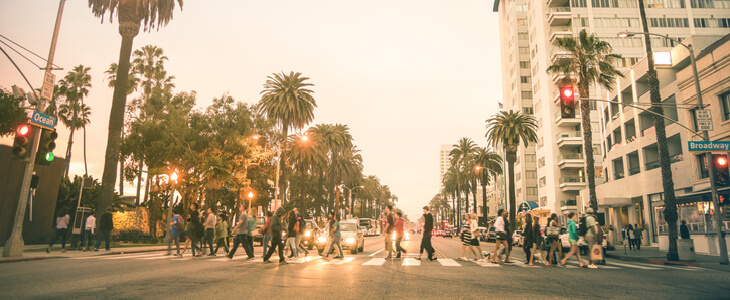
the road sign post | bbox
[695,109,714,131]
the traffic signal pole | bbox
[2,0,65,257]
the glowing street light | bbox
[247,191,254,211]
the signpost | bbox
[695,109,714,131]
[40,72,55,101]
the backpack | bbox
[194,221,205,239]
[578,216,588,236]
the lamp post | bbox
[618,30,728,264]
[247,191,254,213]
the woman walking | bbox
[261,211,273,256]
[468,213,486,261]
[323,213,344,259]
[214,212,229,254]
[458,214,475,261]
[491,209,511,263]
[522,213,535,266]
[560,212,584,267]
[47,209,70,253]
[395,212,406,259]
[529,216,549,266]
[627,224,636,250]
[546,213,563,265]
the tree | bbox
[473,147,503,221]
[57,65,93,177]
[485,111,537,235]
[0,89,28,137]
[546,29,623,212]
[449,138,477,214]
[89,0,184,220]
[258,71,317,137]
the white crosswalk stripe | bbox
[437,258,462,267]
[322,257,355,265]
[402,258,420,266]
[607,261,661,270]
[363,258,386,265]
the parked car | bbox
[512,229,523,246]
[485,226,497,242]
[301,219,320,250]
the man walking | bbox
[264,207,287,265]
[384,205,395,259]
[228,205,254,259]
[584,208,602,269]
[94,209,114,252]
[167,210,183,256]
[204,208,217,256]
[82,211,95,251]
[295,209,309,257]
[416,206,436,261]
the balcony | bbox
[557,153,584,169]
[549,27,572,44]
[555,109,581,127]
[547,0,571,7]
[550,48,571,64]
[560,199,577,211]
[548,7,571,26]
[559,176,586,191]
[556,131,582,148]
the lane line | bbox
[369,248,384,257]
[101,253,163,260]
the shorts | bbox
[569,239,577,246]
[470,238,480,246]
[496,232,508,240]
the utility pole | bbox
[3,0,65,258]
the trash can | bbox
[677,239,696,261]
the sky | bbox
[0,0,502,220]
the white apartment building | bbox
[494,0,730,224]
[439,144,452,190]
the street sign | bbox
[30,111,56,130]
[688,141,730,152]
[40,72,55,100]
[696,109,714,131]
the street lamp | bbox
[618,30,728,265]
[247,191,254,212]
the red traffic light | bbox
[17,124,30,136]
[561,86,575,104]
[717,156,728,167]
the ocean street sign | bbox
[688,141,730,152]
[30,111,57,130]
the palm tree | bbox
[473,147,503,221]
[89,0,184,217]
[258,71,317,137]
[485,111,537,233]
[546,29,623,212]
[57,65,92,177]
[449,138,477,214]
[442,166,462,226]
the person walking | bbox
[416,206,436,261]
[263,207,287,264]
[468,213,486,262]
[247,209,258,254]
[634,224,642,250]
[584,208,602,269]
[214,212,229,254]
[395,211,406,259]
[529,215,549,266]
[94,209,114,252]
[228,205,254,259]
[627,224,636,250]
[286,210,299,260]
[204,208,217,256]
[491,209,511,263]
[81,211,95,251]
[680,220,690,239]
[323,213,344,259]
[189,211,204,258]
[384,205,396,259]
[262,211,273,257]
[47,209,70,253]
[167,210,183,256]
[294,209,309,258]
[546,213,563,265]
[522,212,534,266]
[560,212,584,267]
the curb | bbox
[0,247,168,264]
[606,253,699,267]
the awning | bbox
[674,186,730,205]
[598,197,632,207]
[517,201,539,213]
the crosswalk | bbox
[71,252,706,272]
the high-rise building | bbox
[439,144,453,189]
[494,0,730,223]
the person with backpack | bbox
[560,212,584,267]
[263,207,288,264]
[584,208,603,269]
[228,205,254,259]
[285,210,300,260]
[167,210,184,256]
[546,213,563,266]
[214,212,229,255]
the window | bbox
[518,33,529,40]
[593,144,602,156]
[521,91,533,99]
[649,17,689,27]
[516,172,522,181]
[520,76,531,84]
[526,187,538,195]
[697,153,710,179]
[539,177,547,188]
[519,61,530,69]
[538,157,545,168]
[526,154,536,162]
[519,47,529,54]
[526,170,537,179]
[540,196,548,207]
[720,92,730,121]
[516,18,527,26]
[523,107,534,114]
[646,0,685,8]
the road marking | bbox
[438,258,462,267]
[101,253,163,260]
[363,258,386,266]
[141,254,175,260]
[323,257,355,265]
[369,248,384,257]
[655,264,701,271]
[471,260,501,267]
[402,258,420,266]
[607,261,661,270]
[289,256,322,264]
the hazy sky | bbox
[0,0,502,219]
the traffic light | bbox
[12,124,33,159]
[36,128,57,165]
[712,154,730,187]
[560,86,576,118]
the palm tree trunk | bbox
[577,83,598,212]
[119,152,124,196]
[638,0,678,260]
[481,183,487,222]
[506,146,517,235]
[64,129,74,178]
[472,179,478,214]
[144,173,151,204]
[135,160,143,206]
[97,5,140,217]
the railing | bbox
[558,153,584,161]
[629,165,641,176]
[549,27,572,38]
[559,177,585,184]
[554,109,581,120]
[550,7,571,13]
[556,131,582,141]
[560,199,577,207]
[645,154,683,170]
[645,159,660,170]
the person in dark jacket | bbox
[416,206,436,261]
[384,205,395,259]
[264,207,287,264]
[522,212,534,263]
[94,209,114,251]
[285,210,299,259]
[680,220,691,239]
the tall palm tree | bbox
[449,138,477,214]
[258,71,317,137]
[546,29,623,211]
[485,111,537,233]
[132,45,168,102]
[473,147,503,221]
[57,65,92,177]
[89,0,183,216]
[442,166,462,226]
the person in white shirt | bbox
[491,209,512,263]
[47,209,70,253]
[82,212,96,251]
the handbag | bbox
[473,229,481,238]
[590,244,604,261]
[546,226,560,238]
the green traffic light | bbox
[45,152,54,162]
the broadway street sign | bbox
[688,141,730,152]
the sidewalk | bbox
[0,244,169,263]
[606,245,730,272]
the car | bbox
[301,219,320,250]
[317,221,365,255]
[485,226,497,242]
[512,229,523,246]
[443,229,453,238]
[253,216,266,246]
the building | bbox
[494,0,730,225]
[438,144,452,190]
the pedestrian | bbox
[680,220,690,239]
[294,209,309,258]
[627,224,635,250]
[522,212,534,266]
[247,209,258,254]
[214,212,229,254]
[546,213,563,265]
[188,211,204,258]
[395,211,406,259]
[286,210,299,260]
[262,211,273,256]
[633,224,642,250]
[81,211,95,251]
[263,207,287,264]
[584,208,602,269]
[94,209,114,252]
[167,210,183,256]
[47,209,70,253]
[228,205,254,259]
[416,206,436,261]
[204,208,217,256]
[491,209,511,263]
[384,205,396,259]
[560,212,584,267]
[529,215,549,266]
[323,213,344,259]
[468,213,486,261]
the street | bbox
[1,235,729,299]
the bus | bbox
[359,218,380,236]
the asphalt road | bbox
[1,234,728,299]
